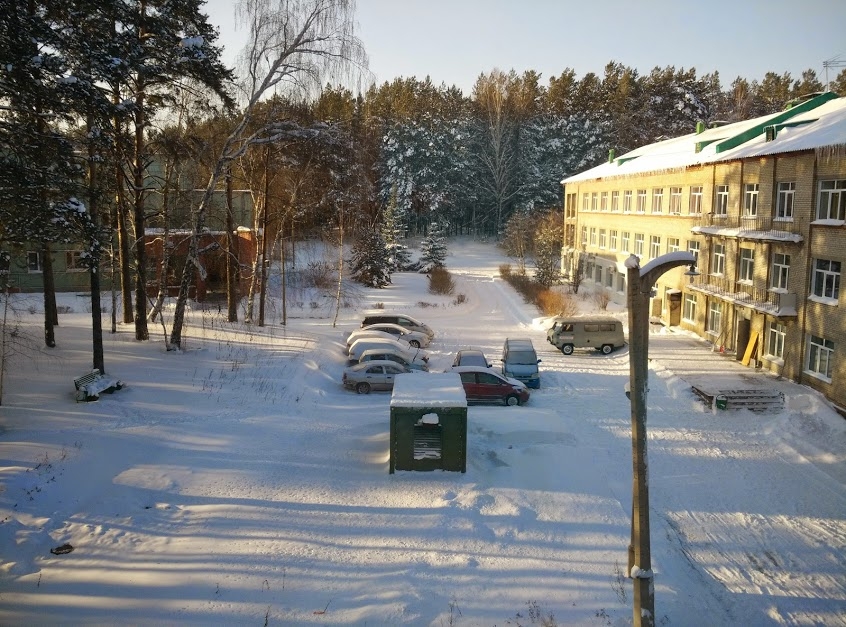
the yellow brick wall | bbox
[565,150,846,410]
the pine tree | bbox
[419,221,448,272]
[350,227,390,288]
[533,211,563,288]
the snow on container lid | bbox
[390,372,467,408]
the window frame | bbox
[715,184,729,216]
[651,188,663,214]
[610,191,620,212]
[743,183,759,217]
[811,258,841,301]
[706,300,722,335]
[649,235,661,259]
[683,293,697,323]
[669,187,682,214]
[636,189,647,213]
[766,321,786,360]
[738,248,754,284]
[710,242,725,276]
[623,190,633,213]
[770,252,790,290]
[805,334,834,381]
[776,181,795,220]
[689,185,703,215]
[634,233,644,256]
[817,179,846,221]
[621,231,630,253]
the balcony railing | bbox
[694,214,804,240]
[688,275,798,317]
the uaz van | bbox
[501,338,541,389]
[547,316,625,355]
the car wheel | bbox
[505,395,520,406]
[409,340,420,348]
[561,344,574,355]
[356,382,371,394]
[601,344,613,355]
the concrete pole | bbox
[627,262,654,627]
[625,251,696,627]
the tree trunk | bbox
[133,100,149,340]
[87,113,105,373]
[113,84,133,324]
[225,171,238,322]
[42,242,56,348]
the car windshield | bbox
[509,350,536,364]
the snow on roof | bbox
[562,95,846,184]
[390,372,467,408]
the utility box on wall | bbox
[389,373,468,474]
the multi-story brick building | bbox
[561,92,846,411]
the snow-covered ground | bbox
[1,239,844,626]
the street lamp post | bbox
[625,251,697,627]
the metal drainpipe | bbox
[799,157,819,384]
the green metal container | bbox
[389,373,467,474]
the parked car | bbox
[347,337,429,364]
[342,360,412,394]
[501,338,541,389]
[344,329,407,354]
[348,323,430,348]
[452,366,530,406]
[360,313,435,339]
[359,348,429,371]
[451,348,492,368]
[547,316,626,355]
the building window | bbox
[581,226,588,246]
[566,193,577,218]
[636,189,647,213]
[590,227,597,246]
[683,293,697,322]
[776,182,795,220]
[27,251,44,272]
[617,273,626,292]
[66,251,88,271]
[738,248,754,284]
[621,231,630,252]
[610,230,618,250]
[634,233,644,256]
[811,259,841,301]
[595,265,602,283]
[715,185,728,216]
[623,190,633,213]
[767,321,786,359]
[669,187,682,214]
[610,191,620,212]
[649,235,661,258]
[582,193,590,213]
[687,240,700,266]
[606,268,614,287]
[817,179,846,220]
[599,229,607,249]
[770,252,790,290]
[710,242,725,275]
[689,186,703,215]
[600,192,608,211]
[651,188,663,213]
[666,238,679,253]
[743,183,759,217]
[591,192,599,211]
[707,300,722,335]
[805,334,834,380]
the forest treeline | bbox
[2,0,844,368]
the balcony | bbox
[688,275,798,317]
[692,214,804,242]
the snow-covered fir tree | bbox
[418,221,448,273]
[380,185,412,272]
[350,227,391,288]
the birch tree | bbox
[168,0,366,349]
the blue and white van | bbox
[501,338,541,389]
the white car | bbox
[347,337,429,364]
[343,329,401,354]
[349,323,430,348]
[359,348,429,371]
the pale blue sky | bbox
[205,0,846,95]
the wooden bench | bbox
[74,369,123,402]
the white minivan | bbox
[547,316,626,355]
